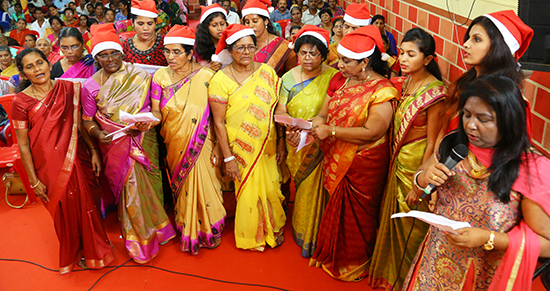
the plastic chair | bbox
[118,31,136,42]
[0,94,37,206]
[276,20,289,36]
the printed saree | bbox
[152,66,226,255]
[11,80,114,274]
[309,77,397,281]
[254,37,293,75]
[209,63,286,251]
[81,62,176,263]
[368,78,447,290]
[280,66,338,257]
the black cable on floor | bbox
[0,258,290,291]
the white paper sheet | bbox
[105,123,135,141]
[119,111,159,123]
[274,115,312,129]
[391,210,472,235]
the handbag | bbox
[3,172,28,209]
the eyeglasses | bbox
[334,24,343,28]
[233,45,257,53]
[162,48,186,56]
[298,50,321,58]
[60,44,81,51]
[96,51,122,61]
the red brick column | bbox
[188,0,202,19]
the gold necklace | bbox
[467,151,490,178]
[230,62,255,87]
[402,72,430,99]
[171,61,194,112]
[337,69,373,110]
[30,81,54,108]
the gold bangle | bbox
[87,125,97,136]
[30,180,41,189]
[331,125,336,137]
[483,231,495,251]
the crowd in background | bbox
[3,0,550,290]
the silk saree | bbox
[82,62,176,264]
[279,66,337,257]
[152,66,226,255]
[209,63,286,251]
[310,77,398,281]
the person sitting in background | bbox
[301,0,319,25]
[30,8,50,38]
[78,14,89,32]
[25,34,37,48]
[10,3,24,21]
[53,0,71,10]
[154,0,169,34]
[76,0,89,15]
[36,37,64,64]
[63,7,79,27]
[372,14,397,56]
[115,0,129,20]
[317,8,331,31]
[0,46,17,77]
[50,27,95,79]
[86,3,95,16]
[327,0,342,17]
[329,16,342,44]
[45,16,65,53]
[94,3,105,23]
[270,0,290,22]
[221,0,240,24]
[47,4,61,19]
[10,18,32,46]
[287,25,300,40]
[104,8,115,23]
[285,5,302,38]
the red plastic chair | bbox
[276,20,289,35]
[0,94,37,206]
[118,31,136,42]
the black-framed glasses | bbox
[96,51,122,61]
[234,45,257,53]
[60,44,81,51]
[162,48,186,56]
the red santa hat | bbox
[337,25,389,61]
[91,23,123,58]
[164,25,195,46]
[483,10,534,61]
[289,25,330,49]
[212,23,255,63]
[131,0,158,19]
[242,0,271,19]
[199,4,227,23]
[343,4,371,27]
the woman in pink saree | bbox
[50,27,95,80]
[403,76,550,291]
[82,24,176,264]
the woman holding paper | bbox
[275,25,337,258]
[308,26,398,281]
[403,75,550,290]
[12,48,114,273]
[209,24,286,251]
[368,28,447,290]
[82,24,176,264]
[151,25,226,255]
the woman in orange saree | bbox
[309,26,398,281]
[12,48,114,274]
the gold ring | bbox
[433,175,438,181]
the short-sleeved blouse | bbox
[122,33,168,66]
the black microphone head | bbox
[451,144,468,161]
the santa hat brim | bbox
[301,31,328,47]
[226,28,255,45]
[131,7,158,18]
[164,37,195,46]
[343,14,371,27]
[200,7,227,23]
[242,7,270,19]
[484,14,520,56]
[337,43,375,60]
[92,41,124,58]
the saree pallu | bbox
[59,54,95,79]
[368,79,446,290]
[87,63,175,263]
[281,67,337,257]
[324,43,338,68]
[254,37,293,75]
[153,67,226,255]
[11,80,113,273]
[403,161,521,291]
[310,78,397,281]
[209,63,286,250]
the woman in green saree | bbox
[368,28,447,290]
[275,25,337,258]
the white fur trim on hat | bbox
[337,43,375,60]
[343,14,371,27]
[131,7,158,18]
[164,36,195,46]
[242,7,270,19]
[92,41,123,58]
[484,14,520,55]
[211,49,233,65]
[226,28,255,45]
[301,31,328,47]
[200,7,227,23]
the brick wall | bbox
[338,0,550,156]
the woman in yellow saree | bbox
[151,25,226,255]
[275,25,337,258]
[209,24,286,251]
[368,28,447,290]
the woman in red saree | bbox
[403,75,550,291]
[11,48,114,274]
[309,26,398,281]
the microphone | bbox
[419,144,468,201]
